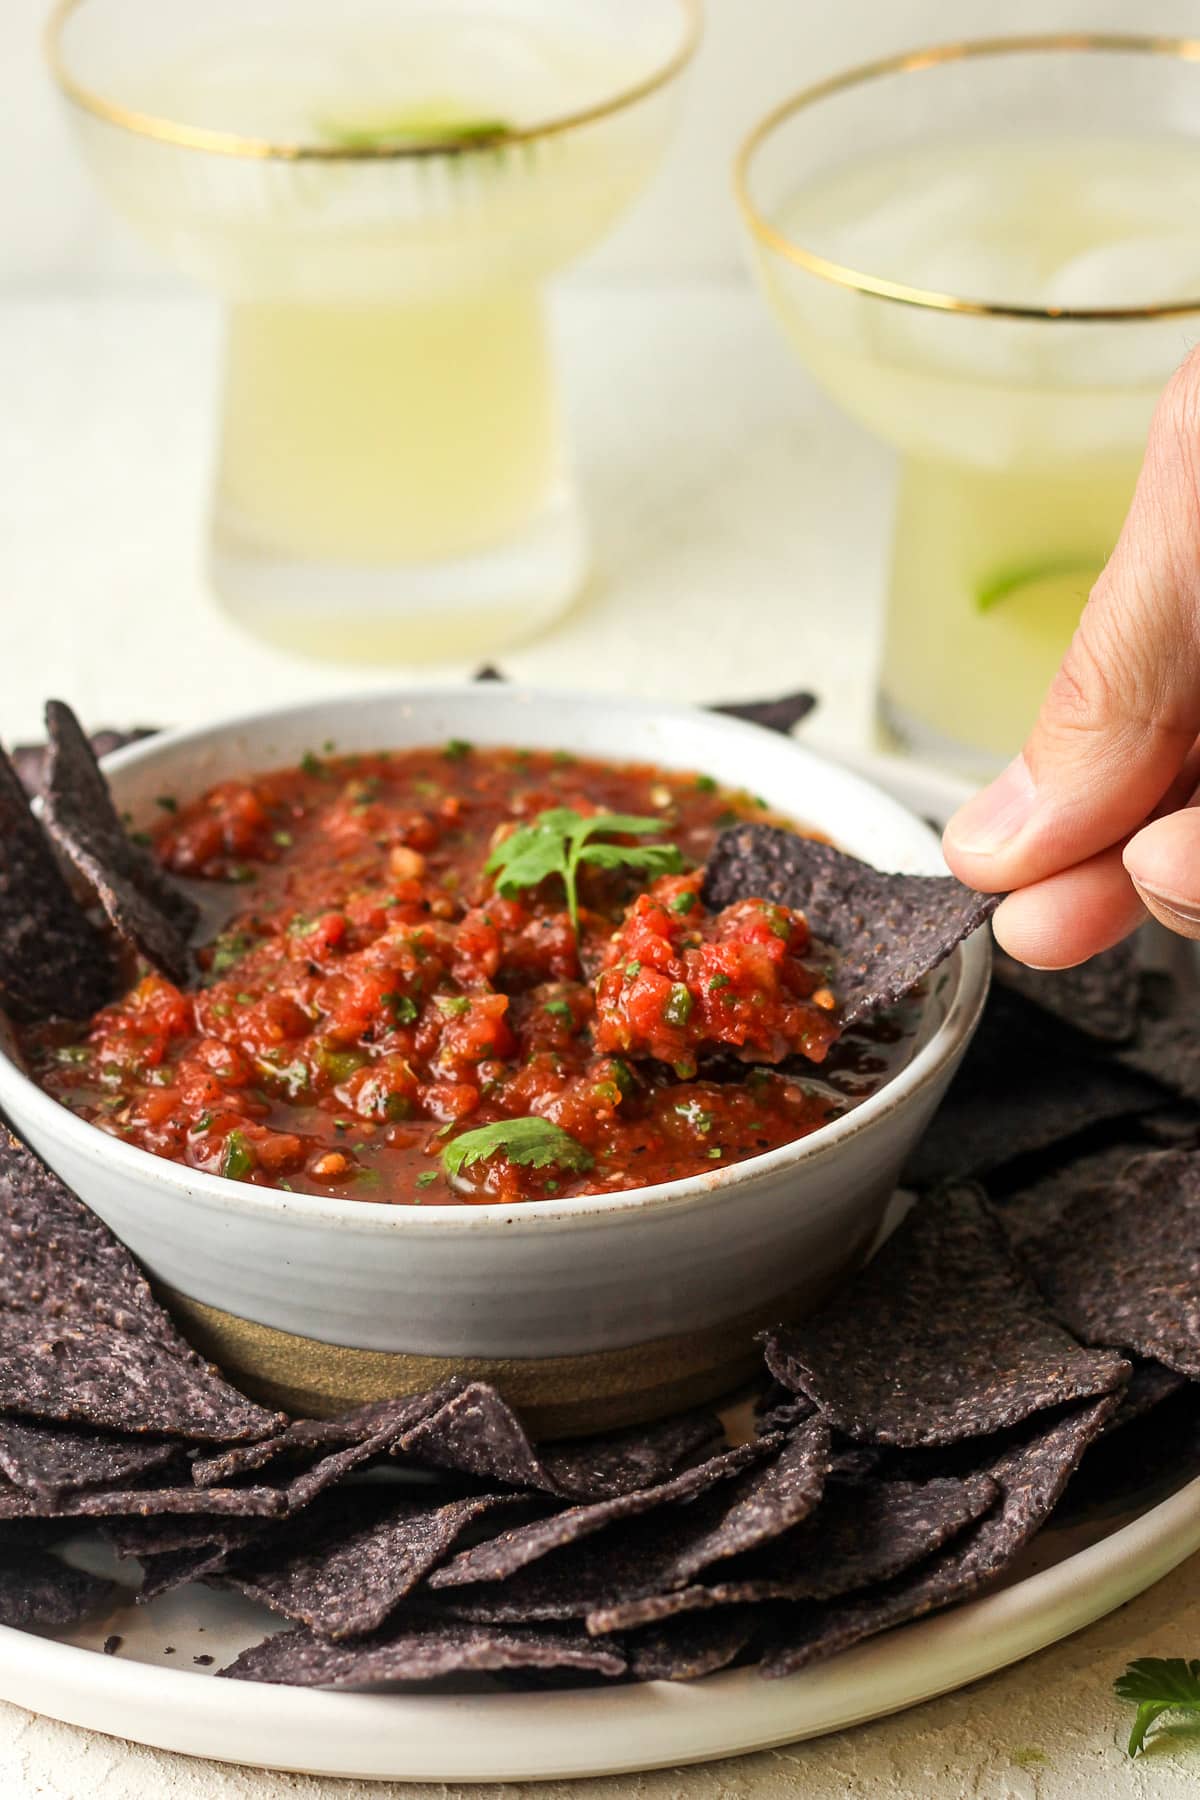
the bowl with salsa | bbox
[0,687,991,1432]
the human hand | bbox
[942,345,1200,967]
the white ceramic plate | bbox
[3,747,1197,1783]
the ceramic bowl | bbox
[0,687,990,1433]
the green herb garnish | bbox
[416,1170,439,1189]
[670,891,698,915]
[444,739,473,761]
[155,794,177,813]
[442,1117,593,1180]
[485,808,685,936]
[695,774,717,793]
[1116,1659,1200,1756]
[544,1000,574,1021]
[300,751,324,778]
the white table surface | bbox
[3,281,1200,1797]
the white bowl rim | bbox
[0,683,991,1236]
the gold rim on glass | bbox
[45,0,702,161]
[735,32,1200,324]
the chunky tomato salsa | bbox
[21,745,896,1206]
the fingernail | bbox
[945,755,1037,857]
[1127,878,1200,928]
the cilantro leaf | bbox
[1115,1658,1200,1755]
[442,1117,594,1179]
[485,808,685,934]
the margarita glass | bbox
[736,36,1200,774]
[49,0,700,662]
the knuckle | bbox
[1040,620,1124,741]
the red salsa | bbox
[20,744,894,1206]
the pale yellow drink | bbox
[761,135,1200,768]
[52,0,696,662]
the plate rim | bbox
[1,1468,1198,1782]
[2,746,1193,1782]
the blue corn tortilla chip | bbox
[192,1387,463,1488]
[427,1418,828,1627]
[11,728,157,800]
[0,744,115,1023]
[711,692,816,736]
[0,1477,286,1522]
[1104,1359,1188,1433]
[993,937,1141,1045]
[428,1438,779,1590]
[42,700,196,983]
[585,1471,997,1635]
[470,671,817,738]
[759,1395,1117,1677]
[993,1141,1147,1255]
[702,825,998,1027]
[137,1536,264,1604]
[0,1130,282,1443]
[0,1418,178,1502]
[903,989,1166,1189]
[1021,1148,1200,1378]
[651,1417,829,1586]
[1117,969,1200,1109]
[220,1619,627,1687]
[393,1380,721,1502]
[220,1489,523,1640]
[0,1549,113,1632]
[624,1609,756,1682]
[764,1185,1128,1446]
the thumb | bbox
[943,345,1200,895]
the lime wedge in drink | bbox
[319,103,510,151]
[975,560,1101,614]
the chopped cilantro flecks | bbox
[416,1170,439,1189]
[671,890,698,915]
[383,992,419,1025]
[221,1131,255,1181]
[154,794,178,812]
[695,774,717,793]
[444,739,473,761]
[664,983,693,1028]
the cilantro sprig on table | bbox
[485,807,684,935]
[442,1117,594,1180]
[1115,1659,1200,1755]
